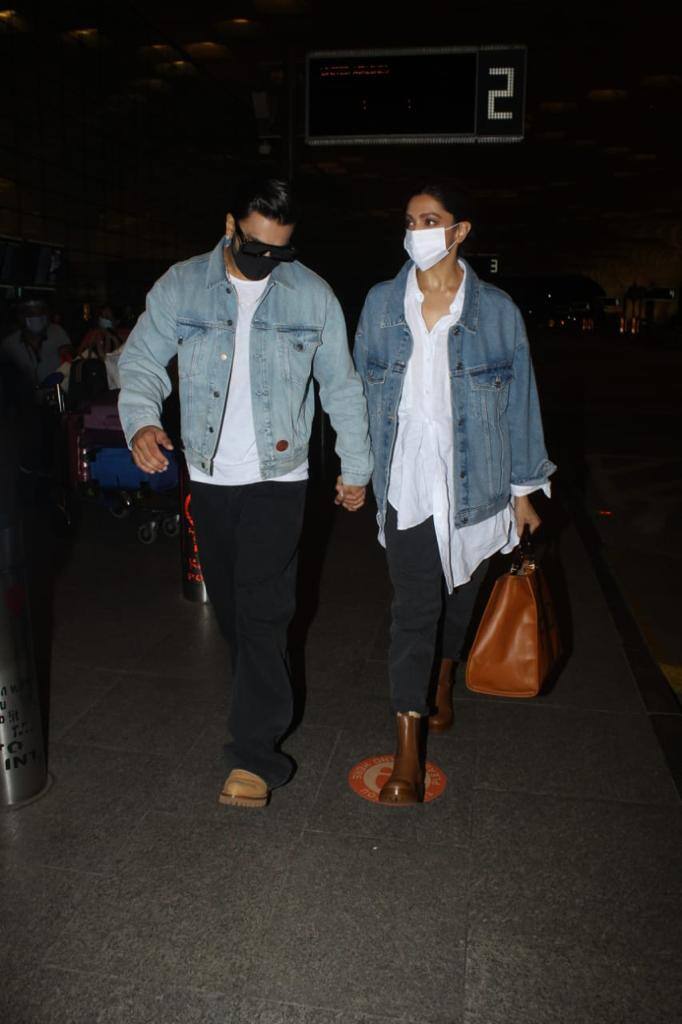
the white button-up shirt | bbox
[385,263,548,592]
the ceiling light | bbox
[588,88,628,102]
[0,9,29,30]
[139,44,179,61]
[640,74,682,88]
[157,60,198,77]
[184,41,230,60]
[65,27,103,47]
[539,101,577,113]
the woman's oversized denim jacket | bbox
[118,238,372,485]
[353,259,556,530]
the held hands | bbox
[131,425,174,474]
[513,494,541,536]
[335,475,366,512]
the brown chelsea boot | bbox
[379,711,425,805]
[428,658,455,733]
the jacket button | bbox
[294,342,304,351]
[458,418,465,427]
[460,471,466,479]
[178,338,183,345]
[453,327,460,335]
[220,353,227,360]
[227,319,233,326]
[213,390,220,398]
[456,362,463,371]
[208,426,214,433]
[275,439,289,452]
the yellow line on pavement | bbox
[660,664,682,694]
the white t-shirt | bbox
[189,274,308,486]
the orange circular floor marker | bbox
[348,755,447,803]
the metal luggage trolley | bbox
[65,392,180,545]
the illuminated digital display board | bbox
[306,47,526,145]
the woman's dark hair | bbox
[411,183,475,225]
[231,177,298,225]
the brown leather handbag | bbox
[465,528,561,698]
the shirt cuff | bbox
[511,481,552,499]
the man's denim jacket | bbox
[118,238,373,485]
[353,259,556,530]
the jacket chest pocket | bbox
[177,322,210,379]
[366,360,388,385]
[277,327,322,384]
[468,365,513,391]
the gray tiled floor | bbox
[2,501,681,1023]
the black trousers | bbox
[385,504,489,714]
[190,479,307,788]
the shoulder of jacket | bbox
[364,279,395,304]
[288,260,336,298]
[479,279,521,313]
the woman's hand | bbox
[514,494,541,536]
[334,476,366,512]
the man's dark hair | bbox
[412,183,475,225]
[231,177,298,225]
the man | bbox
[118,178,372,808]
[0,299,71,397]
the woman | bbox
[77,304,129,360]
[354,184,556,805]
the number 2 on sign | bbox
[487,67,514,120]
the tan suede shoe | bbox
[218,769,269,808]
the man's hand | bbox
[513,494,541,536]
[131,425,174,474]
[334,475,366,512]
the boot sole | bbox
[378,787,425,805]
[218,792,269,808]
[428,718,454,733]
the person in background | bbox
[0,298,71,396]
[354,183,556,805]
[77,303,129,359]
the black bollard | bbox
[0,517,50,808]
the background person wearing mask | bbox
[0,299,72,395]
[77,303,129,360]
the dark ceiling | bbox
[2,0,681,289]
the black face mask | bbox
[230,224,297,280]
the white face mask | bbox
[25,315,48,334]
[404,224,458,271]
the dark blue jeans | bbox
[385,504,489,714]
[191,479,307,788]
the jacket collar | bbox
[380,257,481,333]
[205,237,295,291]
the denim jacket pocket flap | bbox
[176,322,208,377]
[469,364,513,390]
[284,329,321,352]
[366,361,388,384]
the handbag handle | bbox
[511,524,536,575]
